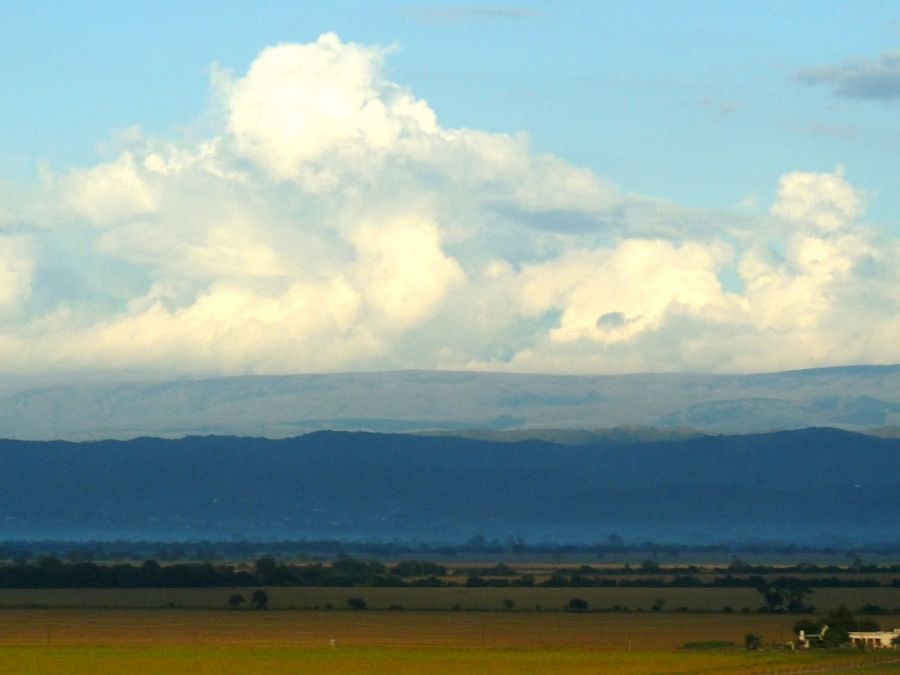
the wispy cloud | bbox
[399,4,539,24]
[796,50,900,100]
[798,122,859,139]
[697,96,738,118]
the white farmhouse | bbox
[848,628,900,649]
[797,626,900,650]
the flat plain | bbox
[1,585,898,612]
[2,609,900,674]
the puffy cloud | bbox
[476,167,893,374]
[745,168,872,331]
[0,34,898,376]
[57,279,369,374]
[797,50,900,100]
[220,33,437,189]
[60,152,157,226]
[517,240,733,344]
[770,167,863,233]
[0,237,34,313]
[348,211,464,330]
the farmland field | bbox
[1,585,899,612]
[1,610,900,674]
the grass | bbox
[4,645,900,675]
[680,640,736,649]
[1,609,900,673]
[1,585,898,612]
[0,609,806,649]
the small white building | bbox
[797,627,827,648]
[848,628,900,649]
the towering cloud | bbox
[0,34,897,376]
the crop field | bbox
[1,585,899,612]
[1,610,899,674]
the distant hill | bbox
[0,365,899,440]
[1,427,897,545]
[415,426,706,446]
[866,426,900,438]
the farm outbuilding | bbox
[848,629,900,649]
[797,626,900,650]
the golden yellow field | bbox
[1,609,899,674]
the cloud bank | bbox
[1,34,898,376]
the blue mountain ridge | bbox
[1,427,896,545]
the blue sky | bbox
[4,1,898,219]
[0,1,899,376]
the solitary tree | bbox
[251,589,269,610]
[347,597,367,610]
[758,584,785,612]
[782,581,814,613]
[228,593,246,609]
[566,598,589,612]
[640,559,661,573]
[745,633,762,650]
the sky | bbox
[0,1,899,377]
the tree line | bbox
[1,556,898,594]
[3,539,900,564]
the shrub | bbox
[566,597,589,612]
[858,604,887,615]
[250,589,268,610]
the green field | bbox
[1,610,899,674]
[1,585,899,613]
[4,645,900,675]
[2,585,899,673]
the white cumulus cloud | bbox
[0,35,897,376]
[221,33,438,189]
[0,237,34,313]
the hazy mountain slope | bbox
[415,426,705,446]
[0,428,896,544]
[0,365,899,440]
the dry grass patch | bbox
[0,609,811,649]
[1,610,899,674]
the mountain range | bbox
[1,364,899,440]
[1,427,897,545]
